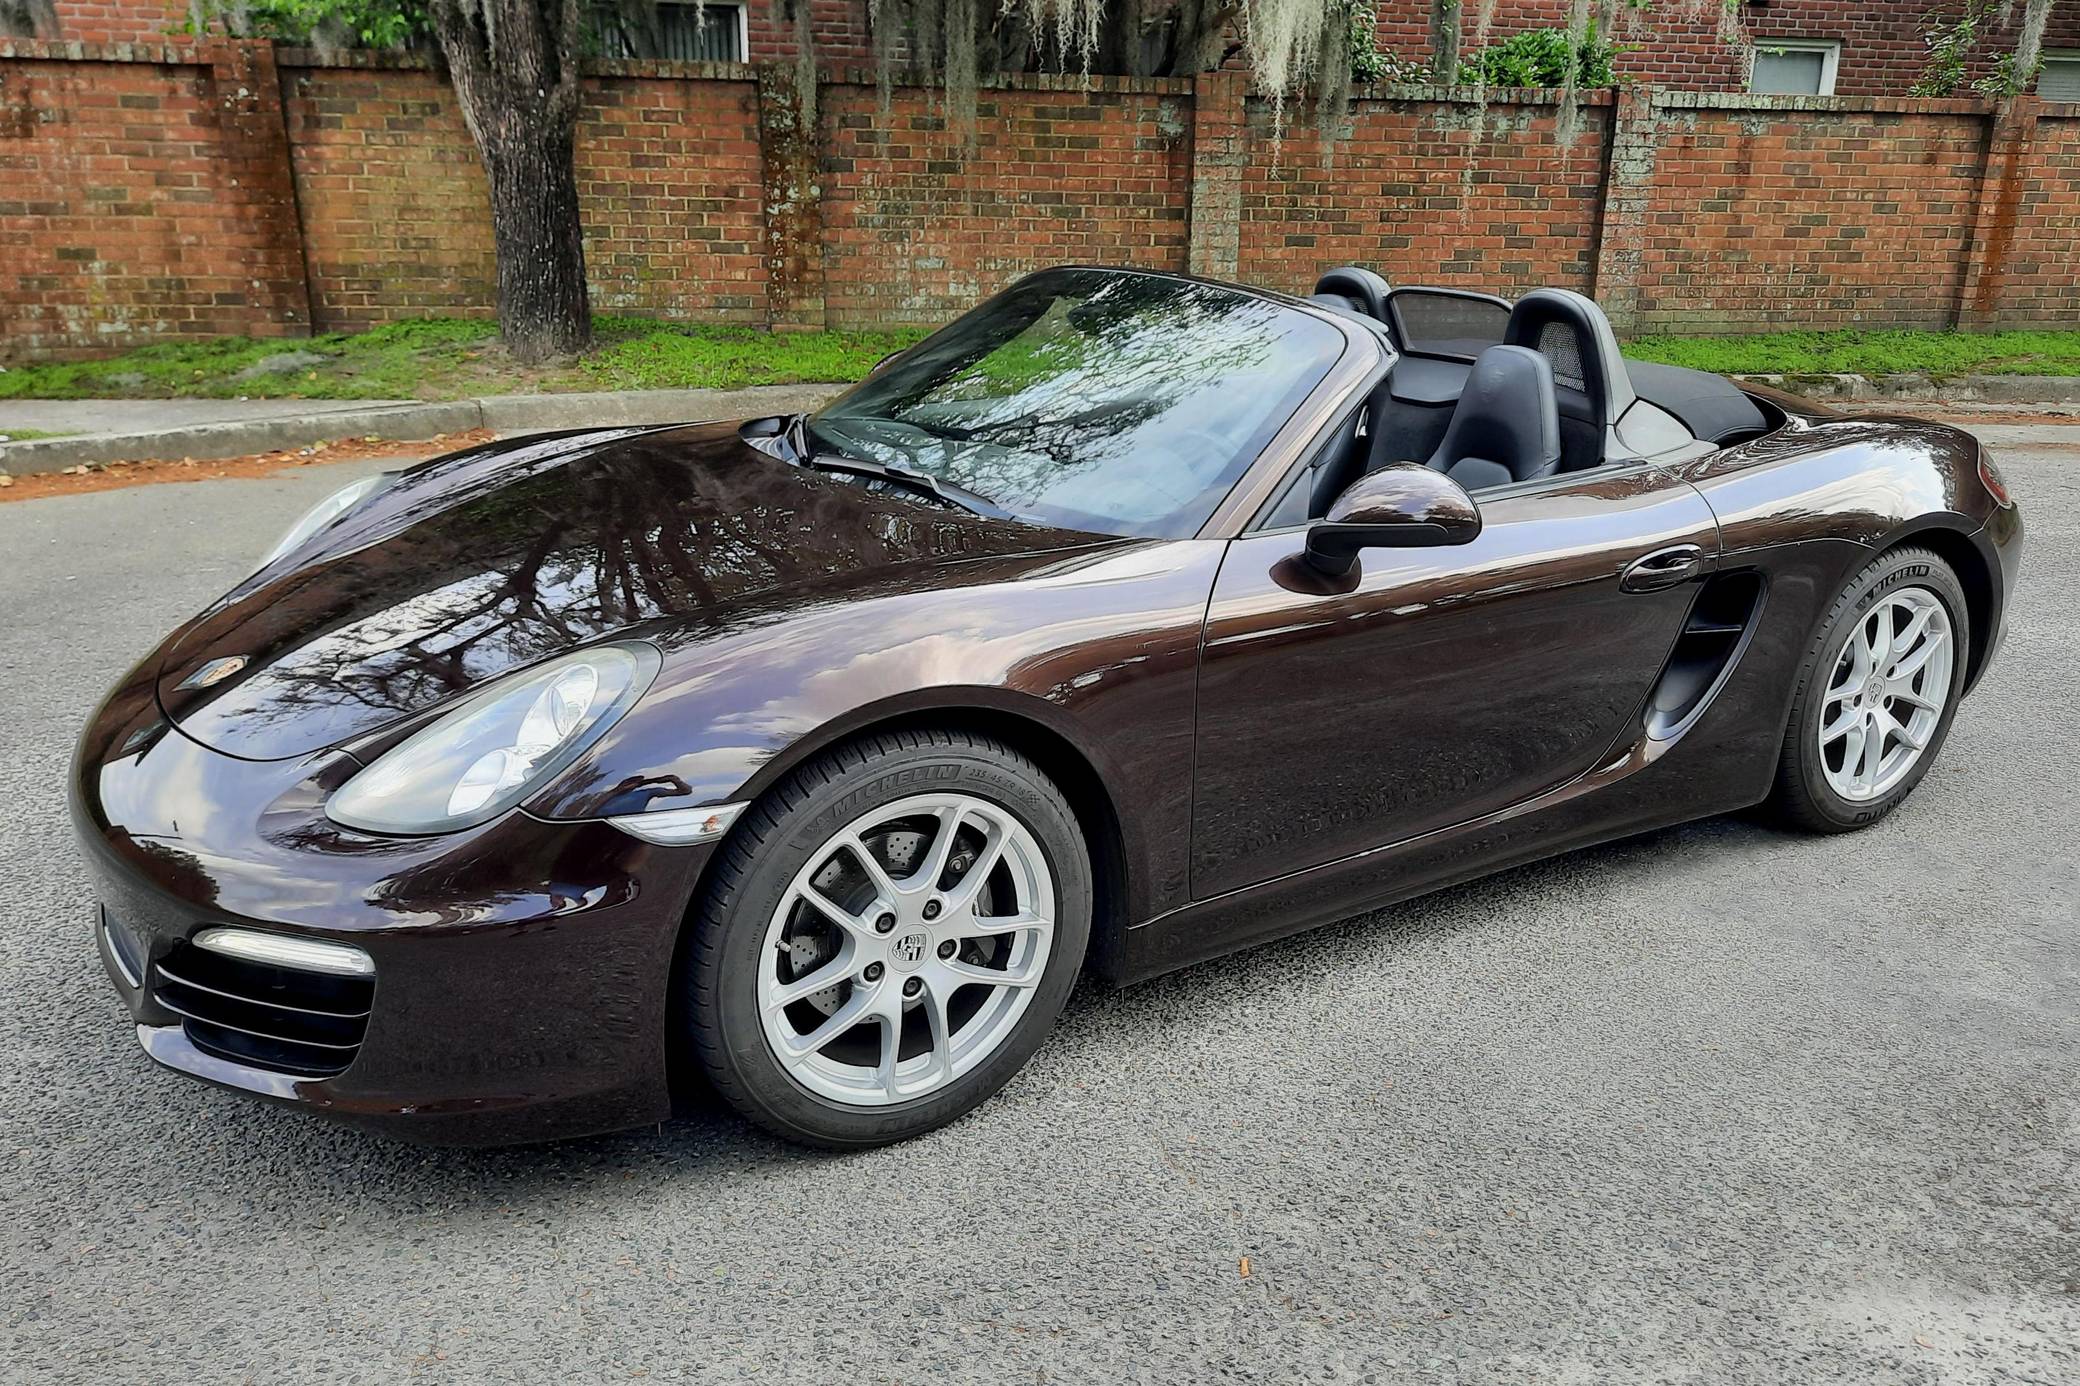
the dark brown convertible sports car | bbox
[75,266,2023,1148]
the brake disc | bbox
[784,825,1004,1019]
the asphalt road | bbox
[3,429,2075,1383]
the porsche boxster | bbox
[74,265,2023,1148]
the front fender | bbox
[526,538,1227,923]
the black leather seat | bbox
[1422,345,1561,490]
[1501,288,1636,471]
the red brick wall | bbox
[45,0,185,44]
[5,40,2079,362]
[1625,97,1988,334]
[0,43,311,360]
[817,76,1194,328]
[281,61,495,327]
[1991,107,2080,327]
[576,66,766,321]
[280,56,768,331]
[745,0,876,65]
[1239,91,1612,299]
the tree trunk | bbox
[480,114,590,362]
[1431,0,1461,79]
[2,0,60,38]
[429,0,592,363]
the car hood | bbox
[155,421,1105,761]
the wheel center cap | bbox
[888,931,931,972]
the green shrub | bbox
[185,0,429,48]
[1457,22,1621,89]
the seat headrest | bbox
[1503,288,1635,427]
[1309,267,1391,325]
[1306,292,1368,317]
[1427,345,1561,486]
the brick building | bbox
[33,0,881,61]
[29,0,878,61]
[26,1,2080,98]
[1391,1,2080,99]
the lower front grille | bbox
[152,942,374,1078]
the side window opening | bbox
[1258,399,1372,530]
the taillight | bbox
[1978,449,2013,507]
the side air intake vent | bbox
[1645,571,1766,741]
[152,941,373,1078]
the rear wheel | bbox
[684,729,1091,1148]
[1770,546,1969,833]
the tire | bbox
[683,728,1092,1148]
[1769,545,1970,833]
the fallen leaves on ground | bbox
[0,430,496,504]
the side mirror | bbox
[1304,463,1482,576]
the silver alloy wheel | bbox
[756,792,1056,1107]
[1818,586,1954,802]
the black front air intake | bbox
[152,941,373,1078]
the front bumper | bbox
[73,669,715,1146]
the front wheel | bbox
[1769,545,1970,833]
[683,729,1092,1148]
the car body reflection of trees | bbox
[162,430,1093,756]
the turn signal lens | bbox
[608,802,748,846]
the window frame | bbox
[1749,38,1842,97]
[656,0,749,62]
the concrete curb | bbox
[1731,372,2080,405]
[0,384,848,477]
[4,374,2076,479]
[0,401,480,475]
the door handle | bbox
[1620,544,1704,593]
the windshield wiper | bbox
[784,410,813,462]
[798,452,1013,520]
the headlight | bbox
[254,473,391,574]
[328,643,661,835]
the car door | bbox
[1189,462,1721,900]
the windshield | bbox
[809,269,1347,537]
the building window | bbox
[2041,51,2080,103]
[1750,39,1841,96]
[656,2,747,61]
[601,2,748,62]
